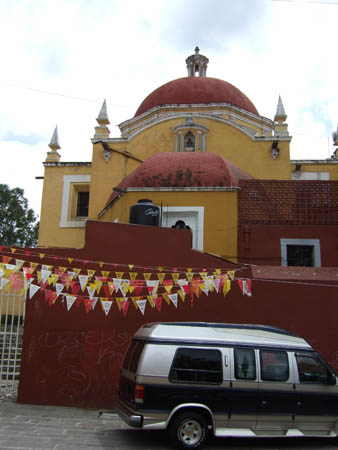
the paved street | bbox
[0,393,338,450]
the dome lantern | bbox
[185,46,209,77]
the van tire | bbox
[169,411,209,449]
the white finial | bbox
[49,126,60,151]
[274,95,287,122]
[96,99,110,125]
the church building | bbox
[38,48,338,266]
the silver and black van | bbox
[116,322,338,449]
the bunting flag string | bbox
[0,246,246,277]
[0,248,257,318]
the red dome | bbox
[105,152,252,208]
[135,77,258,117]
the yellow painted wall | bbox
[38,164,91,248]
[102,190,238,262]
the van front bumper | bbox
[116,400,143,428]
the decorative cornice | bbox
[291,159,338,165]
[43,162,92,167]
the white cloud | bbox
[0,0,337,216]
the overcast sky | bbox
[0,0,337,216]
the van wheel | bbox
[169,411,209,449]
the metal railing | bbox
[0,289,25,398]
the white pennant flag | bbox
[168,293,178,308]
[29,284,40,299]
[136,299,147,315]
[213,278,220,293]
[0,278,10,290]
[0,268,4,278]
[15,259,25,269]
[78,275,89,292]
[6,264,16,271]
[146,279,159,294]
[101,300,113,316]
[177,278,189,294]
[66,295,76,311]
[24,277,33,291]
[91,298,98,310]
[55,283,64,295]
[87,285,96,300]
[67,271,75,280]
[113,278,123,293]
[41,269,51,283]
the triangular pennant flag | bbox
[11,248,16,254]
[29,284,40,299]
[99,261,104,268]
[128,264,134,271]
[163,279,173,293]
[0,278,10,290]
[147,295,155,308]
[91,298,98,310]
[223,278,231,296]
[129,272,138,280]
[66,295,76,311]
[30,262,39,273]
[15,259,25,270]
[120,299,130,317]
[186,272,194,282]
[154,296,162,312]
[87,269,96,279]
[238,279,252,296]
[2,256,11,264]
[79,274,89,292]
[87,284,96,300]
[146,279,159,295]
[136,299,147,315]
[70,281,81,295]
[213,277,220,293]
[55,283,64,295]
[116,271,124,279]
[72,268,81,279]
[227,271,235,281]
[178,290,185,302]
[101,270,110,279]
[171,273,180,284]
[39,253,45,259]
[143,272,151,281]
[58,266,67,273]
[168,293,178,308]
[68,258,74,264]
[157,272,166,284]
[101,299,113,316]
[41,269,52,283]
[83,298,93,314]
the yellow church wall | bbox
[88,142,141,219]
[102,190,238,262]
[123,117,291,180]
[38,164,91,248]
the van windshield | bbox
[123,339,145,373]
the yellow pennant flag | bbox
[178,290,185,302]
[157,266,164,272]
[164,283,173,294]
[107,281,114,295]
[162,293,170,305]
[72,268,81,279]
[94,279,103,294]
[227,271,235,281]
[115,298,125,311]
[50,273,59,286]
[223,278,231,296]
[11,248,16,254]
[186,267,192,273]
[171,273,180,284]
[101,271,110,279]
[30,262,39,272]
[116,272,124,279]
[87,269,96,279]
[39,253,45,259]
[128,264,134,271]
[199,272,208,281]
[186,272,194,282]
[68,257,74,264]
[143,272,151,281]
[98,262,104,268]
[129,272,138,280]
[147,295,155,308]
[58,266,67,273]
[157,272,166,284]
[214,268,221,276]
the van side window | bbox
[169,348,222,384]
[296,354,329,383]
[260,350,289,381]
[234,348,256,380]
[123,340,145,372]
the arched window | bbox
[183,131,195,152]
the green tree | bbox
[0,184,39,247]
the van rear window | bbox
[169,348,222,385]
[123,340,145,372]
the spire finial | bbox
[46,125,61,162]
[186,47,209,77]
[96,99,110,126]
[49,125,60,151]
[274,95,287,122]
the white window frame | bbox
[60,175,91,228]
[161,206,204,251]
[280,238,321,267]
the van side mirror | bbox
[327,372,337,385]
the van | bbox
[116,322,338,449]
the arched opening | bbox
[184,132,195,152]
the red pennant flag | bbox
[103,285,111,298]
[121,300,130,317]
[154,296,162,312]
[70,281,81,295]
[83,299,93,314]
[24,249,31,255]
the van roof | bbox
[134,322,312,350]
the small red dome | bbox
[135,77,258,117]
[105,153,252,208]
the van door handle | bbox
[261,401,267,407]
